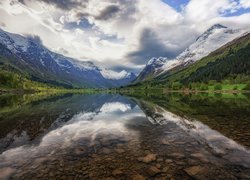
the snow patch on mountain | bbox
[133,57,168,82]
[101,69,133,80]
[134,24,248,82]
[161,24,246,72]
[147,57,168,66]
[0,29,29,52]
[71,60,99,71]
[0,28,136,88]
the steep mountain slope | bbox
[153,32,250,87]
[135,24,246,83]
[0,29,135,88]
[133,57,168,83]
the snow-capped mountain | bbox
[0,28,135,88]
[101,69,132,80]
[100,69,136,87]
[161,24,244,71]
[135,24,247,82]
[134,57,168,83]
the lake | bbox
[0,93,250,179]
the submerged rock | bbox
[0,167,15,179]
[101,148,112,155]
[112,169,123,176]
[162,166,170,173]
[161,138,170,145]
[138,154,157,163]
[145,166,161,176]
[115,148,125,154]
[170,152,185,159]
[184,166,204,176]
[132,174,146,180]
[165,159,173,163]
[74,147,86,155]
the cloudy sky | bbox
[0,0,250,73]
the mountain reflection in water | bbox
[0,93,249,179]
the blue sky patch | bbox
[222,7,250,17]
[64,19,93,30]
[162,0,189,12]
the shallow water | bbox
[0,93,250,179]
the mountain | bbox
[127,31,250,90]
[100,69,136,87]
[165,32,250,86]
[133,57,168,83]
[0,29,136,88]
[135,24,246,82]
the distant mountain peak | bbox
[147,57,168,66]
[204,24,228,37]
[101,69,136,80]
[209,24,227,30]
[196,24,228,42]
[132,57,168,83]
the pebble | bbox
[101,148,112,155]
[161,139,170,145]
[156,163,161,169]
[170,153,185,159]
[146,166,161,177]
[138,154,157,163]
[132,174,146,180]
[162,166,170,173]
[74,147,86,155]
[184,166,204,176]
[157,158,164,162]
[115,148,125,154]
[165,159,173,163]
[112,169,123,176]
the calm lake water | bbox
[0,93,250,179]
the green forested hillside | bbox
[125,32,250,91]
[0,64,58,91]
[0,44,73,91]
[181,45,249,84]
[0,58,80,92]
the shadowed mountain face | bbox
[0,29,136,88]
[0,93,249,179]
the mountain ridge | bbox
[134,24,247,83]
[125,31,250,91]
[0,28,136,88]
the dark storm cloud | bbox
[17,0,25,4]
[111,65,140,74]
[25,34,43,45]
[76,12,90,19]
[95,5,120,20]
[76,5,120,21]
[127,29,180,65]
[19,0,131,22]
[18,0,87,10]
[42,0,84,10]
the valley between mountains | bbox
[0,24,250,92]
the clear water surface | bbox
[0,93,249,179]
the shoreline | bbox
[118,89,250,95]
[1,88,250,95]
